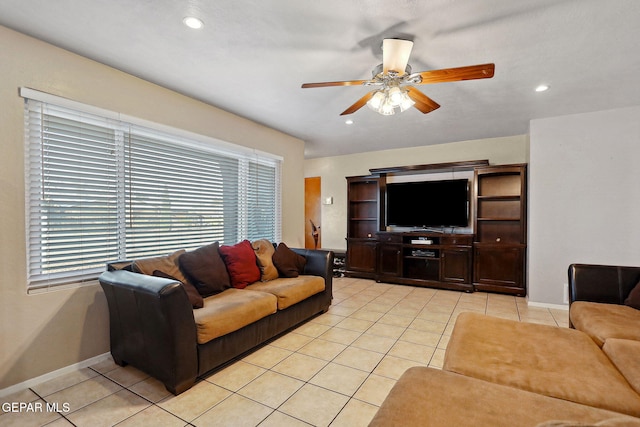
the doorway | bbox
[304,177,321,249]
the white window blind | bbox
[24,93,281,291]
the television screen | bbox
[386,179,469,228]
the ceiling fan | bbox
[301,39,495,116]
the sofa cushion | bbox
[246,275,325,310]
[252,239,279,281]
[272,242,306,278]
[152,270,204,309]
[443,312,640,417]
[192,288,277,344]
[603,338,640,395]
[218,240,261,289]
[570,301,640,347]
[370,367,640,427]
[625,280,640,309]
[178,242,230,297]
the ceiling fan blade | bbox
[302,79,369,88]
[340,91,375,116]
[406,87,440,114]
[416,63,495,84]
[383,39,414,76]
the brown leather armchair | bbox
[568,264,640,305]
[567,263,640,327]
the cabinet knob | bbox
[367,233,372,238]
[496,237,501,242]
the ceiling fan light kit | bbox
[302,38,495,117]
[366,85,415,116]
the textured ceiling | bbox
[1,0,639,158]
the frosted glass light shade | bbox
[399,93,415,112]
[378,100,395,115]
[388,86,404,107]
[367,91,386,110]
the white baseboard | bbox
[0,352,111,398]
[527,300,569,310]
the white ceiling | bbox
[1,0,639,158]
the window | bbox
[23,90,281,291]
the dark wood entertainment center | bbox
[345,160,527,296]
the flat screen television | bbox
[386,179,469,228]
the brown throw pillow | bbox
[133,249,190,285]
[131,250,204,309]
[624,280,640,310]
[272,242,306,278]
[153,270,204,309]
[252,239,279,281]
[178,242,231,297]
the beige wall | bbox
[304,135,529,250]
[529,106,640,305]
[0,25,305,389]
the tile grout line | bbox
[203,282,441,425]
[182,282,527,424]
[27,387,78,427]
[87,367,187,427]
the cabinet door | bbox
[473,246,525,294]
[441,248,471,284]
[346,239,377,274]
[378,244,402,277]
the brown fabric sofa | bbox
[444,313,640,417]
[99,244,333,395]
[370,368,640,427]
[370,263,640,426]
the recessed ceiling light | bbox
[345,119,354,125]
[183,16,204,29]
[535,84,549,92]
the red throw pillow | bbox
[625,280,640,310]
[272,242,307,278]
[218,240,261,289]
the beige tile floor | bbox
[1,277,568,427]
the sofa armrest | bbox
[99,270,198,394]
[292,248,334,299]
[568,263,640,306]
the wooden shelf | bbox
[477,195,521,200]
[370,159,490,175]
[345,161,527,297]
[473,164,527,296]
[346,175,382,278]
[477,217,521,221]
